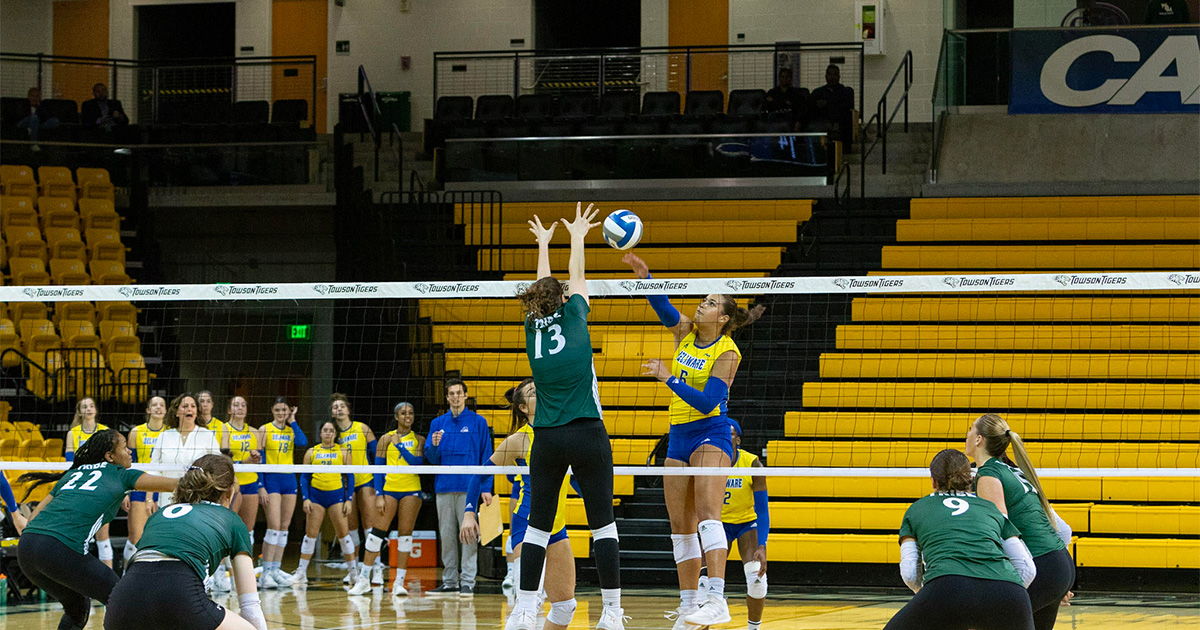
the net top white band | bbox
[1,271,1195,302]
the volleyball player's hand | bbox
[641,358,671,382]
[148,499,158,514]
[249,450,262,464]
[460,513,480,545]
[257,487,267,504]
[375,495,386,516]
[303,499,314,515]
[288,407,299,424]
[11,510,27,534]
[341,501,351,517]
[1062,591,1074,606]
[528,215,557,245]
[623,252,649,279]
[752,546,767,576]
[480,492,493,507]
[561,202,599,238]
[122,496,131,512]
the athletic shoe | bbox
[665,606,700,630]
[596,606,630,630]
[684,594,731,626]
[291,571,308,585]
[504,606,538,630]
[502,566,515,589]
[259,570,277,589]
[371,562,385,585]
[343,568,356,585]
[348,574,372,596]
[427,583,459,597]
[391,578,408,597]
[271,568,294,587]
[459,584,474,598]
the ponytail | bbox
[505,378,534,435]
[174,454,235,504]
[974,413,1056,530]
[929,449,973,493]
[1007,429,1056,529]
[718,296,764,336]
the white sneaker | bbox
[371,562,385,585]
[348,574,372,596]
[292,570,308,585]
[343,567,356,585]
[391,578,409,597]
[596,606,629,630]
[259,570,277,589]
[505,606,538,630]
[271,568,294,587]
[684,594,731,626]
[665,606,700,630]
[212,569,232,592]
[502,567,515,589]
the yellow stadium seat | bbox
[10,257,50,286]
[109,352,149,404]
[37,197,79,231]
[78,197,116,219]
[1076,538,1198,569]
[881,244,1199,270]
[14,421,41,442]
[909,196,1199,220]
[89,259,131,284]
[1091,505,1200,536]
[41,438,64,459]
[766,440,1200,468]
[60,319,100,347]
[52,301,95,326]
[803,381,1199,411]
[81,207,121,231]
[11,302,48,326]
[96,301,137,323]
[468,199,815,224]
[0,319,19,368]
[76,168,114,200]
[448,352,657,379]
[835,324,1200,352]
[6,227,46,263]
[474,219,802,247]
[44,226,86,262]
[1102,476,1200,502]
[2,195,38,230]
[784,411,1200,442]
[851,297,1200,323]
[15,439,41,460]
[819,352,1199,380]
[0,438,17,460]
[0,166,37,199]
[50,258,91,285]
[19,318,59,354]
[896,216,1200,242]
[37,166,76,201]
[84,228,125,263]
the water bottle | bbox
[0,574,7,606]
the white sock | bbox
[395,568,407,584]
[348,559,358,574]
[516,589,540,610]
[506,562,515,578]
[375,557,384,568]
[296,558,310,573]
[123,540,137,562]
[681,589,700,608]
[708,577,726,598]
[748,621,762,630]
[601,588,621,608]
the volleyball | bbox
[602,209,643,250]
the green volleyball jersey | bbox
[137,501,253,580]
[524,293,603,427]
[975,458,1066,557]
[24,462,144,554]
[899,491,1024,586]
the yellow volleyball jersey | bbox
[669,331,741,425]
[68,423,108,454]
[225,422,259,485]
[206,417,225,445]
[722,449,759,525]
[336,420,372,488]
[513,424,569,532]
[263,422,296,465]
[384,430,422,493]
[131,423,165,464]
[311,444,344,491]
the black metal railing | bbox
[859,50,912,196]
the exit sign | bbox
[289,324,311,340]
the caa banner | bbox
[1010,27,1200,114]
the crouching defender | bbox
[722,420,770,630]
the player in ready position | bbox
[722,420,770,630]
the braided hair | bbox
[18,428,121,500]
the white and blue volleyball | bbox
[602,209,643,250]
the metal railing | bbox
[859,50,912,196]
[355,65,404,191]
[0,348,150,405]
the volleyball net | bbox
[1,270,1196,483]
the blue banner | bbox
[1010,28,1200,114]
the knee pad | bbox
[671,533,702,564]
[340,535,356,556]
[744,561,767,599]
[522,526,551,549]
[96,539,113,561]
[396,536,413,553]
[698,520,728,553]
[300,536,318,556]
[349,530,361,546]
[276,531,289,548]
[591,522,619,542]
[264,529,280,547]
[546,599,577,626]
[123,540,137,562]
[365,532,385,554]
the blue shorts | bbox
[382,490,422,501]
[263,473,297,495]
[309,488,348,509]
[509,513,568,547]
[666,415,735,462]
[240,479,262,495]
[724,520,757,545]
[129,492,158,503]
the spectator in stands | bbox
[423,378,493,597]
[15,87,58,146]
[1144,0,1190,22]
[764,68,809,129]
[81,83,127,132]
[810,64,856,149]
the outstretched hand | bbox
[623,252,649,279]
[560,202,600,239]
[528,214,557,246]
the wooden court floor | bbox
[2,565,1196,629]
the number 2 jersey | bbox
[524,293,602,428]
[24,462,144,553]
[898,491,1023,585]
[721,448,759,525]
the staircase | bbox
[849,123,931,198]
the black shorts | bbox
[884,574,1034,630]
[105,561,227,630]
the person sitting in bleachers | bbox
[810,64,855,149]
[764,68,809,129]
[15,87,59,146]
[81,83,127,132]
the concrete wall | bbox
[933,112,1200,195]
[0,0,53,57]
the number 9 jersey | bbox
[524,293,603,428]
[898,491,1024,586]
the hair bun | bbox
[503,386,517,404]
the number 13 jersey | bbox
[524,293,602,428]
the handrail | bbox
[834,160,852,206]
[859,50,913,197]
[391,122,403,192]
[357,65,383,182]
[928,31,965,185]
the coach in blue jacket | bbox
[424,378,494,596]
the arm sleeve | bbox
[1003,536,1038,588]
[299,473,311,501]
[373,455,387,494]
[899,540,923,593]
[753,490,770,547]
[291,423,308,448]
[464,460,496,514]
[642,273,681,327]
[343,475,354,501]
[395,442,423,465]
[480,424,494,494]
[665,375,729,415]
[0,474,17,512]
[1051,510,1073,547]
[64,452,75,462]
[365,440,377,464]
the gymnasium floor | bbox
[3,566,1196,630]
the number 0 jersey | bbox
[975,458,1065,557]
[669,331,741,425]
[722,449,759,525]
[524,293,603,428]
[138,501,253,580]
[898,491,1023,585]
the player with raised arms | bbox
[330,393,383,585]
[722,420,770,630]
[105,454,268,630]
[124,395,167,565]
[508,203,625,630]
[17,428,178,630]
[297,420,359,586]
[260,396,306,587]
[66,396,115,569]
[354,401,425,596]
[966,414,1075,630]
[624,252,762,628]
[885,449,1037,630]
